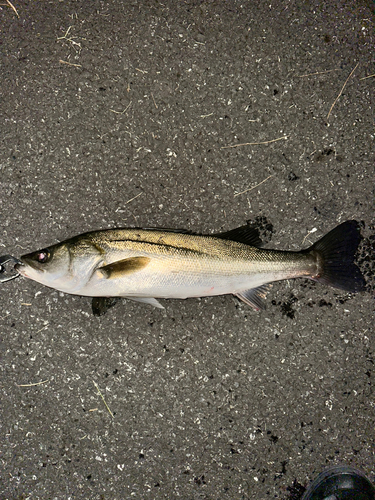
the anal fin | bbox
[124,296,165,309]
[234,284,272,311]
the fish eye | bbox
[36,249,50,264]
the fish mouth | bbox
[14,262,31,278]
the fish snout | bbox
[14,262,27,277]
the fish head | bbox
[16,243,71,287]
[16,238,102,294]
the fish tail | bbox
[307,220,366,292]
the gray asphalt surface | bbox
[1,1,374,499]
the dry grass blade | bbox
[17,379,49,387]
[221,136,288,150]
[93,381,114,418]
[4,0,19,17]
[125,192,143,204]
[298,69,340,78]
[151,93,158,109]
[327,63,359,119]
[110,102,132,115]
[59,59,82,68]
[234,175,274,197]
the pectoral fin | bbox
[234,284,272,311]
[97,256,150,279]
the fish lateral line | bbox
[96,235,244,260]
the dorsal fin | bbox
[215,224,262,247]
[141,227,194,234]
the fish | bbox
[15,220,366,315]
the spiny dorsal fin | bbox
[98,256,150,279]
[215,225,262,247]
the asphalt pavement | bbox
[1,1,374,498]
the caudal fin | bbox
[308,220,366,292]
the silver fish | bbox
[15,220,365,313]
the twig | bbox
[57,26,72,41]
[326,63,359,119]
[125,192,143,204]
[110,101,132,115]
[35,323,49,334]
[302,227,317,245]
[57,26,84,50]
[360,73,375,80]
[221,136,288,150]
[59,59,82,67]
[93,381,114,418]
[234,175,274,197]
[151,93,158,109]
[298,69,340,78]
[17,379,49,387]
[4,0,19,18]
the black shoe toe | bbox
[302,465,375,500]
